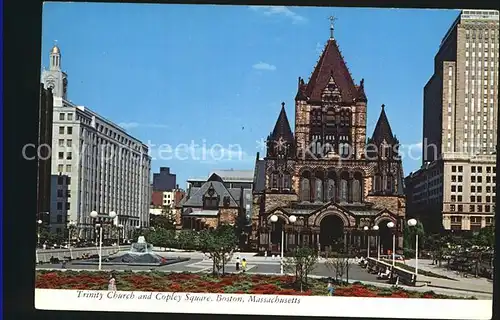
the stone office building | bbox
[41,44,152,239]
[405,10,498,233]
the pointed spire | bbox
[269,102,294,144]
[371,104,396,144]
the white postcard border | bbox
[35,289,492,319]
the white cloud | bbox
[118,122,169,130]
[316,42,323,55]
[187,145,252,164]
[118,122,140,129]
[249,6,306,24]
[252,62,277,71]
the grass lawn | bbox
[35,270,472,299]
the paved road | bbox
[36,256,383,284]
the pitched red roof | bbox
[304,39,358,103]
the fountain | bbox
[72,236,189,267]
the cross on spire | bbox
[329,16,337,39]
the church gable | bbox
[304,39,358,103]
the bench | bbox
[366,257,392,275]
[392,268,416,286]
[367,258,378,273]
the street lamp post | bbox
[117,224,124,247]
[68,221,76,260]
[387,221,396,267]
[270,214,289,275]
[36,219,43,264]
[373,225,380,260]
[289,215,297,257]
[407,218,419,276]
[90,210,117,270]
[363,226,369,258]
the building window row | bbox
[450,204,493,213]
[57,164,72,173]
[59,113,74,121]
[58,126,73,135]
[96,123,143,153]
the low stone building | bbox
[174,173,252,231]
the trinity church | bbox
[250,23,406,254]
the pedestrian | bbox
[327,281,335,296]
[235,256,240,271]
[108,273,117,291]
[241,258,247,272]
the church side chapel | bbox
[251,19,406,255]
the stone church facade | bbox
[250,27,406,254]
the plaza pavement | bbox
[403,259,493,294]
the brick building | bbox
[174,173,252,230]
[250,24,406,254]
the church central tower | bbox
[295,20,367,161]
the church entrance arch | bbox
[377,219,393,255]
[319,214,345,252]
[270,218,285,252]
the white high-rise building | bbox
[41,44,152,240]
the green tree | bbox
[283,246,318,292]
[150,211,176,230]
[198,224,238,276]
[403,220,425,253]
[472,225,495,248]
[325,254,350,283]
[176,229,199,250]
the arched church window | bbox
[340,179,348,202]
[326,110,335,124]
[327,179,336,201]
[283,173,291,190]
[352,179,362,202]
[301,178,310,202]
[374,175,382,192]
[386,175,393,193]
[340,143,350,158]
[383,145,391,159]
[315,179,323,202]
[271,172,279,189]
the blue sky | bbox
[42,3,460,187]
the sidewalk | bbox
[402,259,493,294]
[246,272,492,299]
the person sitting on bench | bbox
[377,267,391,280]
[359,257,368,268]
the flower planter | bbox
[35,271,473,299]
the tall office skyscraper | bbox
[406,10,499,232]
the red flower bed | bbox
[35,271,468,299]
